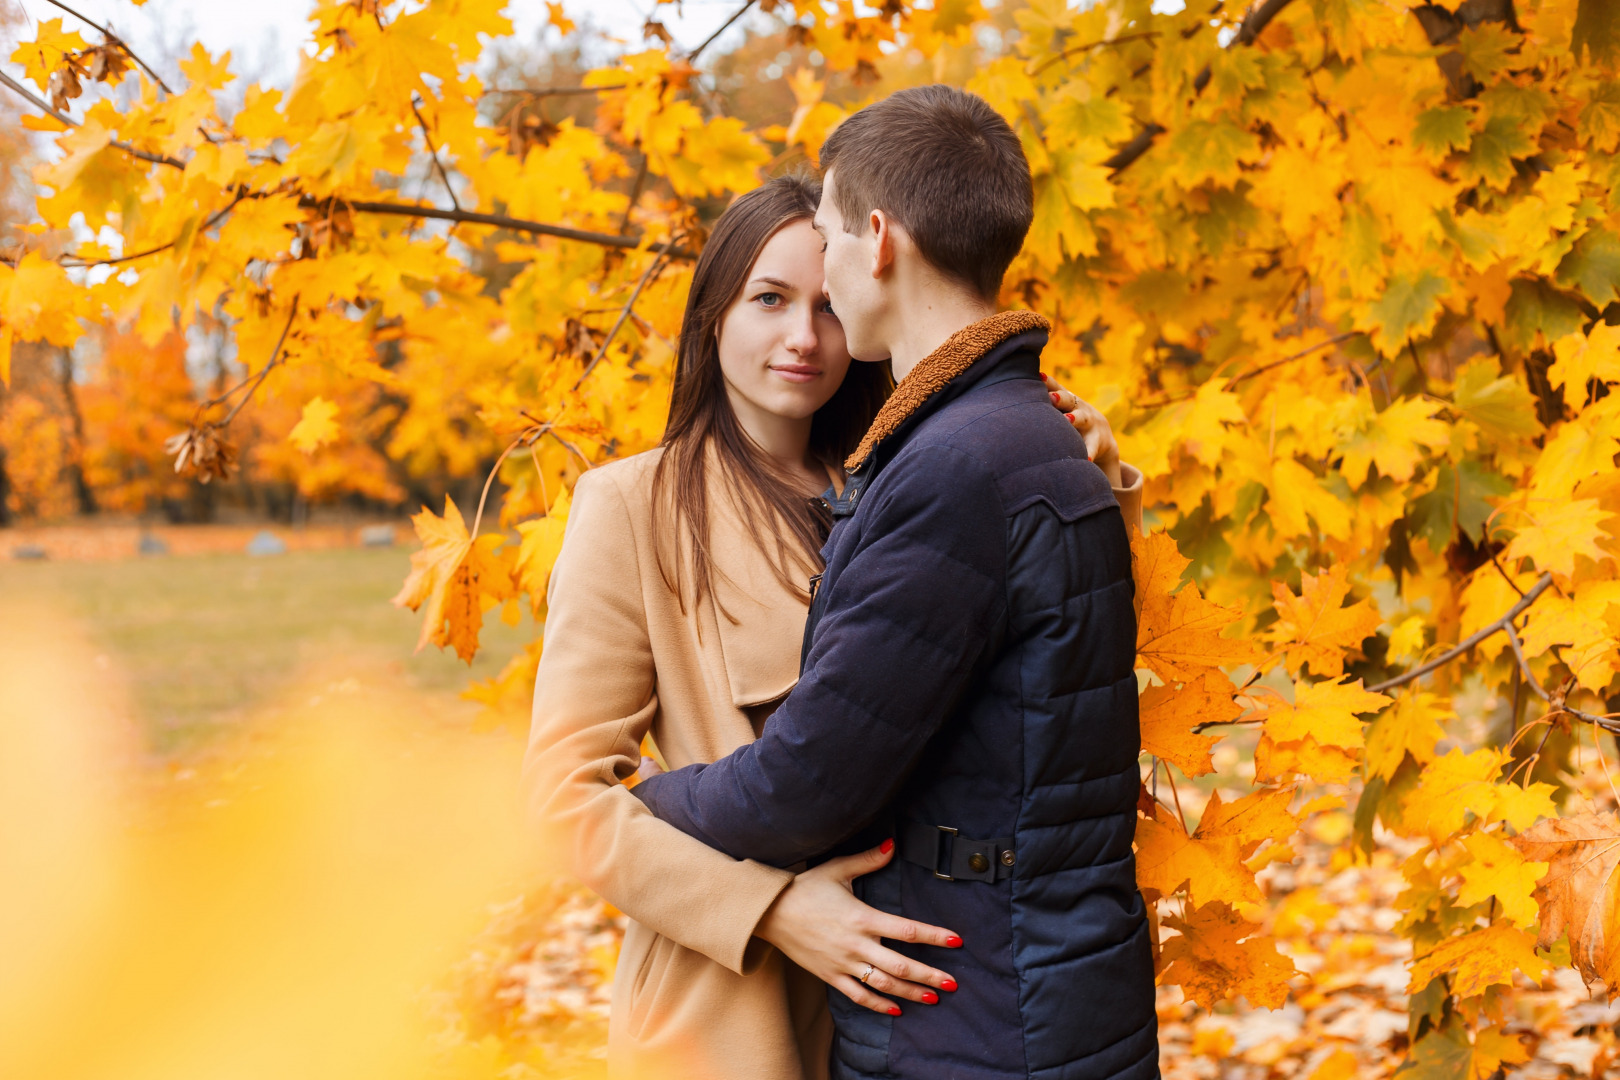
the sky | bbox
[3,0,756,89]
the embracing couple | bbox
[525,85,1158,1080]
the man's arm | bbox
[632,444,1008,866]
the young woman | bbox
[524,176,1141,1080]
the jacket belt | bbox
[896,818,1016,882]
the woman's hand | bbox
[1042,373,1123,489]
[754,841,962,1016]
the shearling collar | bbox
[844,310,1050,474]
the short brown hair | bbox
[818,85,1033,300]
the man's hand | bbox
[754,841,962,1016]
[1042,373,1123,488]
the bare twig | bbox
[61,191,248,267]
[297,196,696,259]
[42,0,175,94]
[0,69,186,168]
[1135,332,1359,410]
[218,301,299,426]
[574,237,678,391]
[1503,621,1620,733]
[685,0,757,63]
[410,95,461,212]
[482,84,628,97]
[1028,30,1160,77]
[1368,573,1553,693]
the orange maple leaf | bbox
[1159,900,1296,1009]
[1511,812,1620,987]
[1139,670,1238,778]
[1267,565,1383,678]
[1135,786,1297,907]
[392,496,514,663]
[1132,532,1258,683]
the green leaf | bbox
[1555,227,1620,307]
[1163,119,1260,189]
[1578,84,1620,152]
[1413,106,1473,159]
[1455,22,1521,82]
[1503,278,1588,350]
[1452,360,1542,441]
[1462,114,1534,191]
[1368,271,1450,354]
[1397,1020,1473,1080]
[1410,460,1515,550]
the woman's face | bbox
[715,219,852,426]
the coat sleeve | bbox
[632,444,1008,866]
[523,468,793,975]
[1114,462,1144,536]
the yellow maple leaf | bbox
[1138,670,1237,778]
[288,397,340,454]
[1549,323,1620,396]
[1531,417,1620,502]
[1407,923,1547,999]
[1132,529,1256,682]
[1458,830,1548,928]
[1504,498,1615,579]
[1254,735,1361,784]
[1364,690,1448,782]
[10,18,87,93]
[1404,1022,1531,1080]
[1130,529,1189,620]
[1262,678,1391,750]
[391,497,514,663]
[1512,812,1620,987]
[1159,901,1296,1009]
[1268,565,1384,678]
[513,486,573,619]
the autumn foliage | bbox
[4,0,1620,1071]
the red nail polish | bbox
[888,1006,902,1016]
[922,991,939,1004]
[1050,391,1061,405]
[1039,371,1047,380]
[941,979,958,992]
[1064,412,1075,422]
[880,838,894,854]
[946,935,963,948]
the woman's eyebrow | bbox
[748,276,797,291]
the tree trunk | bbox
[58,348,99,516]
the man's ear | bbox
[869,209,895,280]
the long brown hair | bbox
[651,174,892,611]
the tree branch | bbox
[42,0,175,94]
[299,196,697,259]
[574,237,678,391]
[481,84,627,97]
[685,0,758,63]
[1135,331,1359,409]
[410,95,461,212]
[1029,30,1160,77]
[1504,620,1620,734]
[0,69,186,168]
[1368,573,1553,693]
[60,191,248,267]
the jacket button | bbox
[1000,850,1016,867]
[968,852,990,873]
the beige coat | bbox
[524,446,1143,1080]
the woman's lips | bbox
[770,364,821,384]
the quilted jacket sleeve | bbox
[632,444,1009,866]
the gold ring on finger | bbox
[859,963,875,985]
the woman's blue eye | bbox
[756,292,782,307]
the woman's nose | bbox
[783,304,818,353]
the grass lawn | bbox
[0,546,536,758]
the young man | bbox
[632,85,1157,1080]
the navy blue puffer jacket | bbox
[634,311,1158,1080]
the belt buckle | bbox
[933,825,958,880]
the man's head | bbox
[812,85,1033,360]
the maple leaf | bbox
[1136,787,1297,908]
[1504,498,1615,579]
[392,497,514,663]
[1139,670,1235,778]
[1132,531,1257,682]
[1549,323,1620,395]
[513,487,573,619]
[1401,1021,1531,1080]
[1364,690,1447,782]
[1261,678,1390,750]
[1457,830,1547,928]
[1407,923,1547,999]
[1130,529,1189,620]
[1267,565,1383,678]
[1511,812,1620,987]
[288,397,340,454]
[1159,901,1296,1009]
